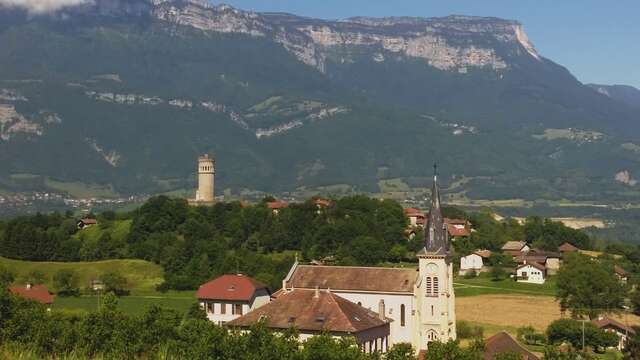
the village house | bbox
[267,200,289,215]
[459,250,491,276]
[592,317,636,350]
[196,274,271,325]
[228,288,391,353]
[501,241,530,257]
[445,218,472,239]
[404,208,425,228]
[9,283,54,310]
[614,265,628,284]
[483,331,540,360]
[77,218,97,230]
[404,208,471,240]
[515,261,546,284]
[557,242,579,254]
[514,250,561,276]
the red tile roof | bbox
[484,331,540,360]
[267,200,289,210]
[9,284,54,305]
[447,223,470,237]
[614,265,627,277]
[558,242,579,253]
[313,198,332,207]
[196,275,268,302]
[227,289,389,334]
[286,265,417,293]
[79,218,97,225]
[592,317,636,335]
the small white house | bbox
[196,274,271,325]
[516,262,546,284]
[459,250,491,275]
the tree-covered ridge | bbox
[2,195,639,293]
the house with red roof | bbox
[267,200,289,215]
[592,316,636,350]
[404,208,426,228]
[196,274,271,325]
[444,218,472,238]
[9,284,54,309]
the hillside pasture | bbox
[0,257,163,293]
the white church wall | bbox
[331,291,415,345]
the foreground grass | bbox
[454,273,556,297]
[0,257,164,293]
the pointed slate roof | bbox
[418,168,449,256]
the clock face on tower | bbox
[426,263,438,274]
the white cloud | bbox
[0,0,91,14]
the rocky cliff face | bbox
[47,0,542,73]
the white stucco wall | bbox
[330,291,414,345]
[201,291,271,325]
[460,254,483,272]
[516,264,545,284]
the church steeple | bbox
[423,164,449,256]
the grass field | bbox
[454,273,557,297]
[44,178,119,198]
[72,220,131,243]
[1,257,163,293]
[1,256,199,314]
[53,291,196,315]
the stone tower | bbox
[413,166,456,351]
[195,154,215,204]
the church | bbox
[275,172,457,351]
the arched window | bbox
[400,304,406,327]
[431,305,434,316]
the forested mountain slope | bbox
[0,0,639,201]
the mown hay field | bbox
[457,294,640,331]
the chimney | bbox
[314,286,319,298]
[378,299,385,321]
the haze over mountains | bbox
[1,0,639,202]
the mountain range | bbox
[1,0,639,202]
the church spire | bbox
[423,164,448,255]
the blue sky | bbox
[220,0,640,88]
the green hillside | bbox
[0,257,163,292]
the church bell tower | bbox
[413,165,456,351]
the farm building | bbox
[501,241,530,257]
[592,317,636,350]
[459,250,491,275]
[196,274,271,325]
[77,218,97,229]
[514,250,561,275]
[9,284,54,310]
[515,262,546,284]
